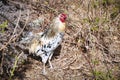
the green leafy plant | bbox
[0,21,8,33]
[91,26,99,31]
[9,53,23,80]
[93,70,115,80]
[92,59,99,65]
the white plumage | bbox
[20,13,67,74]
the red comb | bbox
[59,13,67,22]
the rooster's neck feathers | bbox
[41,17,66,39]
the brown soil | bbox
[0,0,120,80]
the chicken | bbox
[20,13,67,74]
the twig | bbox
[0,9,22,51]
[12,10,30,41]
[32,2,58,14]
[96,42,112,77]
[82,52,96,79]
[0,7,30,51]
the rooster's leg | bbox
[48,52,53,69]
[42,63,47,75]
[42,56,48,75]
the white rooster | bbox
[20,13,67,74]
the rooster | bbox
[20,13,67,74]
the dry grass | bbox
[0,0,120,80]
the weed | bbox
[0,21,8,33]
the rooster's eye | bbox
[64,17,66,20]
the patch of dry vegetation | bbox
[0,0,120,80]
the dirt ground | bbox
[0,0,120,80]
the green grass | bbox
[0,21,8,33]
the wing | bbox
[20,32,43,44]
[46,33,64,51]
[36,33,64,56]
[20,31,43,53]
